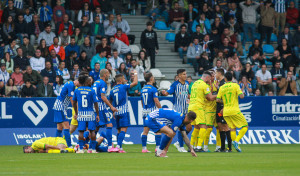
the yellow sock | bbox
[197,128,207,147]
[204,128,213,146]
[236,127,248,142]
[216,129,221,147]
[190,128,199,146]
[48,149,61,153]
[65,148,75,153]
[231,130,236,141]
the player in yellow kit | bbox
[23,137,74,153]
[216,72,248,152]
[189,71,216,152]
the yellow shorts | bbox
[205,112,216,127]
[189,105,206,125]
[70,108,78,126]
[224,112,248,129]
[55,137,68,147]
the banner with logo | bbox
[0,96,299,145]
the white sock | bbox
[116,145,120,149]
[156,146,159,149]
[204,145,208,150]
[196,146,202,149]
[216,146,221,150]
[108,146,112,149]
[142,147,147,150]
[180,147,185,150]
[191,145,194,149]
[157,148,163,154]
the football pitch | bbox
[0,145,299,176]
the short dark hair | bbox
[117,28,122,32]
[115,74,124,82]
[131,59,137,62]
[145,72,153,83]
[78,75,88,85]
[187,76,192,79]
[261,63,267,68]
[79,71,89,77]
[187,111,197,121]
[180,24,187,29]
[177,69,186,75]
[109,36,115,39]
[216,68,225,76]
[203,71,212,77]
[23,146,30,153]
[112,49,118,53]
[196,25,201,28]
[146,21,153,26]
[224,72,233,81]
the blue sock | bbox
[106,127,112,147]
[63,129,71,147]
[91,140,97,150]
[178,131,184,147]
[97,146,108,152]
[117,133,120,143]
[142,135,147,147]
[159,135,171,150]
[117,131,125,148]
[100,131,107,139]
[155,134,162,147]
[56,129,62,137]
[83,131,90,145]
[78,140,84,150]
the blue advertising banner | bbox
[0,96,299,145]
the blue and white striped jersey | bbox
[274,0,286,13]
[93,79,108,111]
[147,109,186,132]
[73,86,99,121]
[53,81,75,112]
[167,80,189,115]
[141,85,158,117]
[108,84,130,115]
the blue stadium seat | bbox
[154,21,169,30]
[270,33,277,42]
[166,33,175,42]
[263,44,275,54]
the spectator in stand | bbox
[15,14,28,45]
[78,16,91,37]
[115,28,129,46]
[1,52,14,74]
[212,5,225,24]
[49,37,65,60]
[199,3,213,20]
[140,22,159,68]
[4,39,17,58]
[254,88,261,96]
[68,0,83,23]
[23,66,42,88]
[187,75,193,93]
[0,81,5,97]
[191,25,204,42]
[38,24,56,47]
[2,0,20,22]
[46,49,62,71]
[278,71,297,96]
[116,14,135,44]
[136,50,151,72]
[239,75,252,96]
[53,0,65,24]
[212,59,227,73]
[30,49,45,73]
[241,63,255,87]
[97,0,112,14]
[53,75,63,96]
[105,62,116,93]
[247,50,263,73]
[56,61,70,82]
[187,38,203,75]
[21,37,35,59]
[260,0,275,45]
[198,52,212,75]
[227,15,241,40]
[184,4,197,32]
[211,17,224,36]
[93,6,105,24]
[201,34,214,60]
[37,76,54,97]
[256,64,273,96]
[76,51,91,72]
[39,0,53,26]
[5,78,18,97]
[41,61,56,85]
[117,63,129,81]
[270,61,285,95]
[0,63,10,85]
[58,29,71,47]
[128,73,141,97]
[65,37,80,58]
[274,0,286,35]
[125,53,133,69]
[21,80,36,97]
[89,63,101,82]
[2,16,16,44]
[286,1,298,29]
[239,0,260,46]
[146,0,159,22]
[14,48,29,72]
[296,71,300,94]
[191,13,211,34]
[209,27,221,51]
[158,0,172,24]
[221,27,237,49]
[71,63,80,80]
[77,2,93,24]
[90,16,105,45]
[277,26,294,47]
[293,26,300,59]
[228,53,243,80]
[213,51,228,70]
[129,59,145,87]
[65,51,77,72]
[80,37,96,60]
[108,49,124,71]
[96,37,111,57]
[175,24,190,61]
[57,14,73,36]
[276,38,297,69]
[24,7,33,23]
[225,2,242,24]
[110,36,131,59]
[11,66,23,91]
[91,49,107,70]
[103,14,116,38]
[248,39,263,58]
[219,37,234,58]
[169,2,185,34]
[268,50,285,69]
[72,27,84,46]
[28,15,44,46]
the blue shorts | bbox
[97,109,111,127]
[54,110,68,123]
[115,113,130,129]
[78,121,96,131]
[144,117,166,133]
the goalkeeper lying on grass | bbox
[23,137,75,153]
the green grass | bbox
[0,145,299,176]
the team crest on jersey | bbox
[102,88,105,92]
[180,113,183,117]
[71,91,74,96]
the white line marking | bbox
[13,133,19,145]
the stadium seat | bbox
[129,45,140,54]
[165,33,175,42]
[150,69,165,79]
[263,44,275,54]
[270,33,277,42]
[254,33,261,40]
[159,81,172,90]
[154,21,169,30]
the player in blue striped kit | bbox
[162,69,190,152]
[144,109,197,157]
[108,70,138,153]
[140,72,162,153]
[73,75,99,153]
[93,69,118,153]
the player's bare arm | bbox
[130,70,138,88]
[101,93,117,112]
[73,100,78,119]
[206,92,217,101]
[180,130,197,157]
[94,102,100,122]
[154,98,162,108]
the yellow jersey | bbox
[216,82,243,116]
[31,137,67,151]
[205,81,218,112]
[189,79,211,109]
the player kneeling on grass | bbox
[73,75,100,153]
[145,109,197,157]
[23,137,74,153]
[75,131,110,153]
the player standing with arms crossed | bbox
[216,72,248,152]
[73,75,100,153]
[140,72,162,153]
[161,69,190,152]
[93,69,118,153]
[108,70,138,153]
